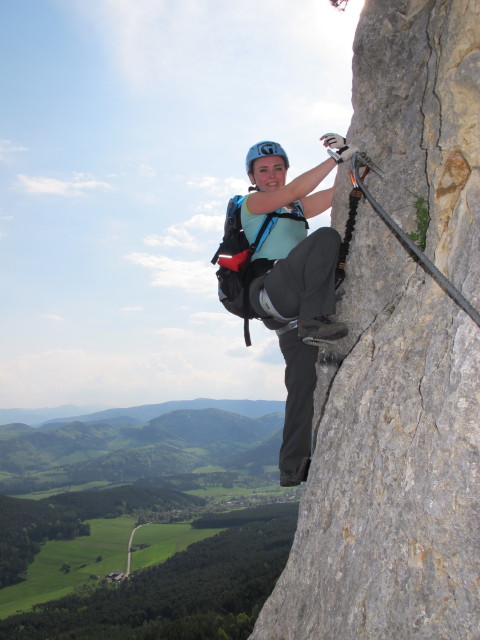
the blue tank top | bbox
[241,197,307,261]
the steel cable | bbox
[352,154,480,329]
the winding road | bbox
[126,524,145,577]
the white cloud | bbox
[0,336,286,408]
[1,0,364,410]
[196,200,225,214]
[288,1,365,64]
[143,227,196,250]
[0,208,12,241]
[17,174,116,197]
[142,212,224,251]
[43,314,65,322]
[287,98,354,134]
[256,337,285,365]
[138,163,157,177]
[136,174,244,252]
[0,348,158,407]
[125,252,215,294]
[185,213,224,232]
[133,177,233,255]
[70,0,364,98]
[189,311,239,326]
[187,176,248,198]
[0,139,28,163]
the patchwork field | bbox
[0,515,223,619]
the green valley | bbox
[0,502,299,639]
[0,516,224,619]
[0,403,298,638]
[0,407,284,496]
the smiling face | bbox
[248,155,287,191]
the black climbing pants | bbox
[248,227,342,476]
[277,327,318,474]
[255,226,341,320]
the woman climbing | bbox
[242,133,358,486]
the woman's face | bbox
[249,155,287,191]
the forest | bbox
[0,486,205,589]
[0,407,297,637]
[0,502,299,639]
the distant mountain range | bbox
[0,406,285,495]
[0,404,110,427]
[0,398,285,427]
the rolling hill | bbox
[0,408,284,495]
[37,398,285,429]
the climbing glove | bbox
[320,132,346,149]
[320,132,359,163]
[329,144,360,164]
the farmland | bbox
[0,515,223,619]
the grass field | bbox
[186,483,287,501]
[129,523,223,571]
[0,516,223,619]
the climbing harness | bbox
[351,152,480,329]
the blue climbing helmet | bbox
[245,141,290,174]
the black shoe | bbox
[335,266,346,289]
[317,350,345,365]
[280,457,311,487]
[298,316,348,344]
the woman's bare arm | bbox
[246,157,337,215]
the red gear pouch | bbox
[217,249,250,272]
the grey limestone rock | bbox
[249,1,479,638]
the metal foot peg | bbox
[301,337,346,365]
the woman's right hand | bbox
[320,133,346,149]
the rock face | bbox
[249,1,479,639]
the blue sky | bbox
[0,0,364,410]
